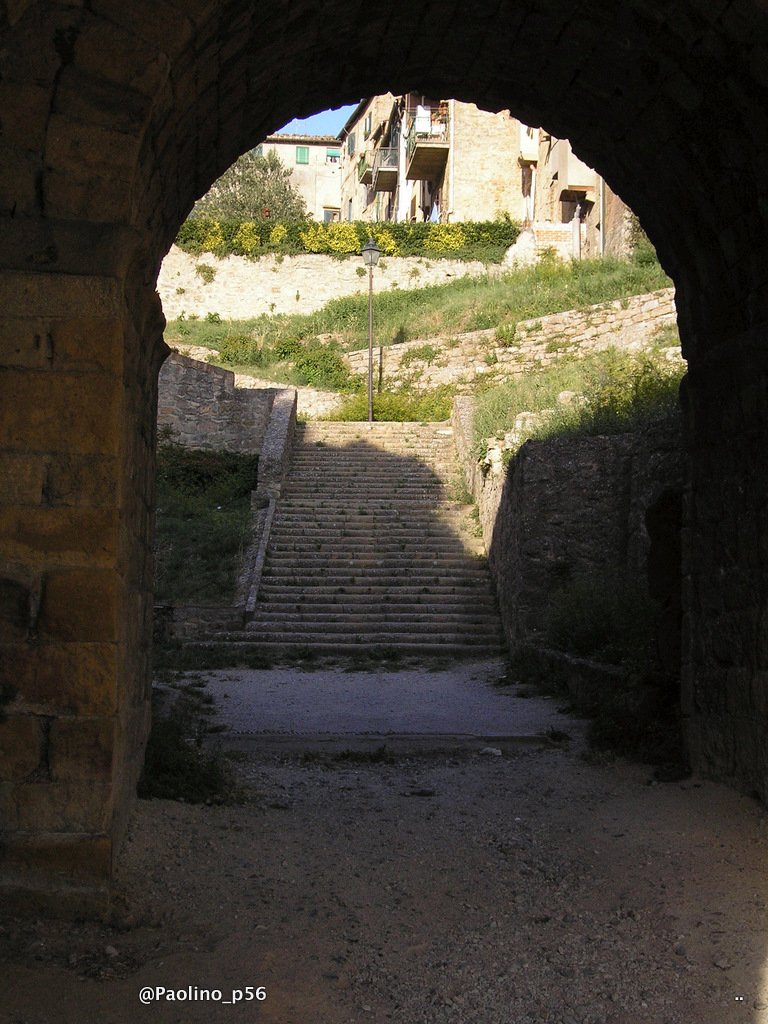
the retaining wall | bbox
[452,396,685,649]
[157,352,278,454]
[348,288,677,389]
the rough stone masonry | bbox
[2,0,768,908]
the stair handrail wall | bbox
[239,388,298,620]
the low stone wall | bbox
[452,396,685,649]
[158,352,278,453]
[347,288,677,390]
[158,245,498,319]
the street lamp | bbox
[361,237,381,422]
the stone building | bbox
[256,133,342,222]
[339,94,531,223]
[339,95,630,257]
[532,130,632,258]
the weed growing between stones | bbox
[510,572,688,774]
[154,436,257,604]
[472,345,683,452]
[138,681,239,804]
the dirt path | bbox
[3,671,768,1024]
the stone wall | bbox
[347,287,677,388]
[452,396,685,648]
[157,246,498,320]
[157,353,277,454]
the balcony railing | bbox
[405,107,450,180]
[372,147,398,192]
[357,157,372,185]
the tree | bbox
[194,149,308,221]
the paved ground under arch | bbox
[3,659,767,1024]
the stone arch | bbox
[2,0,768,905]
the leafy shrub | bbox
[176,217,521,263]
[292,341,355,390]
[329,385,453,421]
[399,343,440,367]
[424,223,466,252]
[195,262,216,283]
[218,333,264,365]
[232,220,261,257]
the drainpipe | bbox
[448,99,455,222]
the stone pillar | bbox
[0,266,162,911]
[681,330,768,801]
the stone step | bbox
[267,541,477,555]
[186,639,502,658]
[211,628,502,646]
[259,593,499,606]
[246,618,503,636]
[247,607,500,623]
[260,570,491,584]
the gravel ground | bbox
[3,669,768,1024]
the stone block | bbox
[13,780,112,832]
[46,454,119,508]
[0,576,31,641]
[0,272,119,320]
[1,833,112,881]
[0,142,40,216]
[0,507,117,566]
[0,715,44,781]
[0,454,46,505]
[51,319,123,374]
[0,320,52,369]
[49,718,114,781]
[0,370,121,455]
[39,569,119,642]
[0,82,50,149]
[3,642,118,715]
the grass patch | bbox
[518,571,687,772]
[138,682,238,804]
[473,347,684,450]
[154,435,257,604]
[543,572,655,668]
[328,384,453,422]
[165,257,670,372]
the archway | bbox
[1,0,767,903]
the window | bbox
[326,148,341,164]
[295,146,309,164]
[347,132,355,156]
[323,208,340,223]
[364,113,372,139]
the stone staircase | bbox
[202,420,505,657]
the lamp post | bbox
[361,237,381,422]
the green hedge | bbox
[175,216,520,263]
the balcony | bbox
[405,107,449,180]
[372,147,398,192]
[357,157,372,185]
